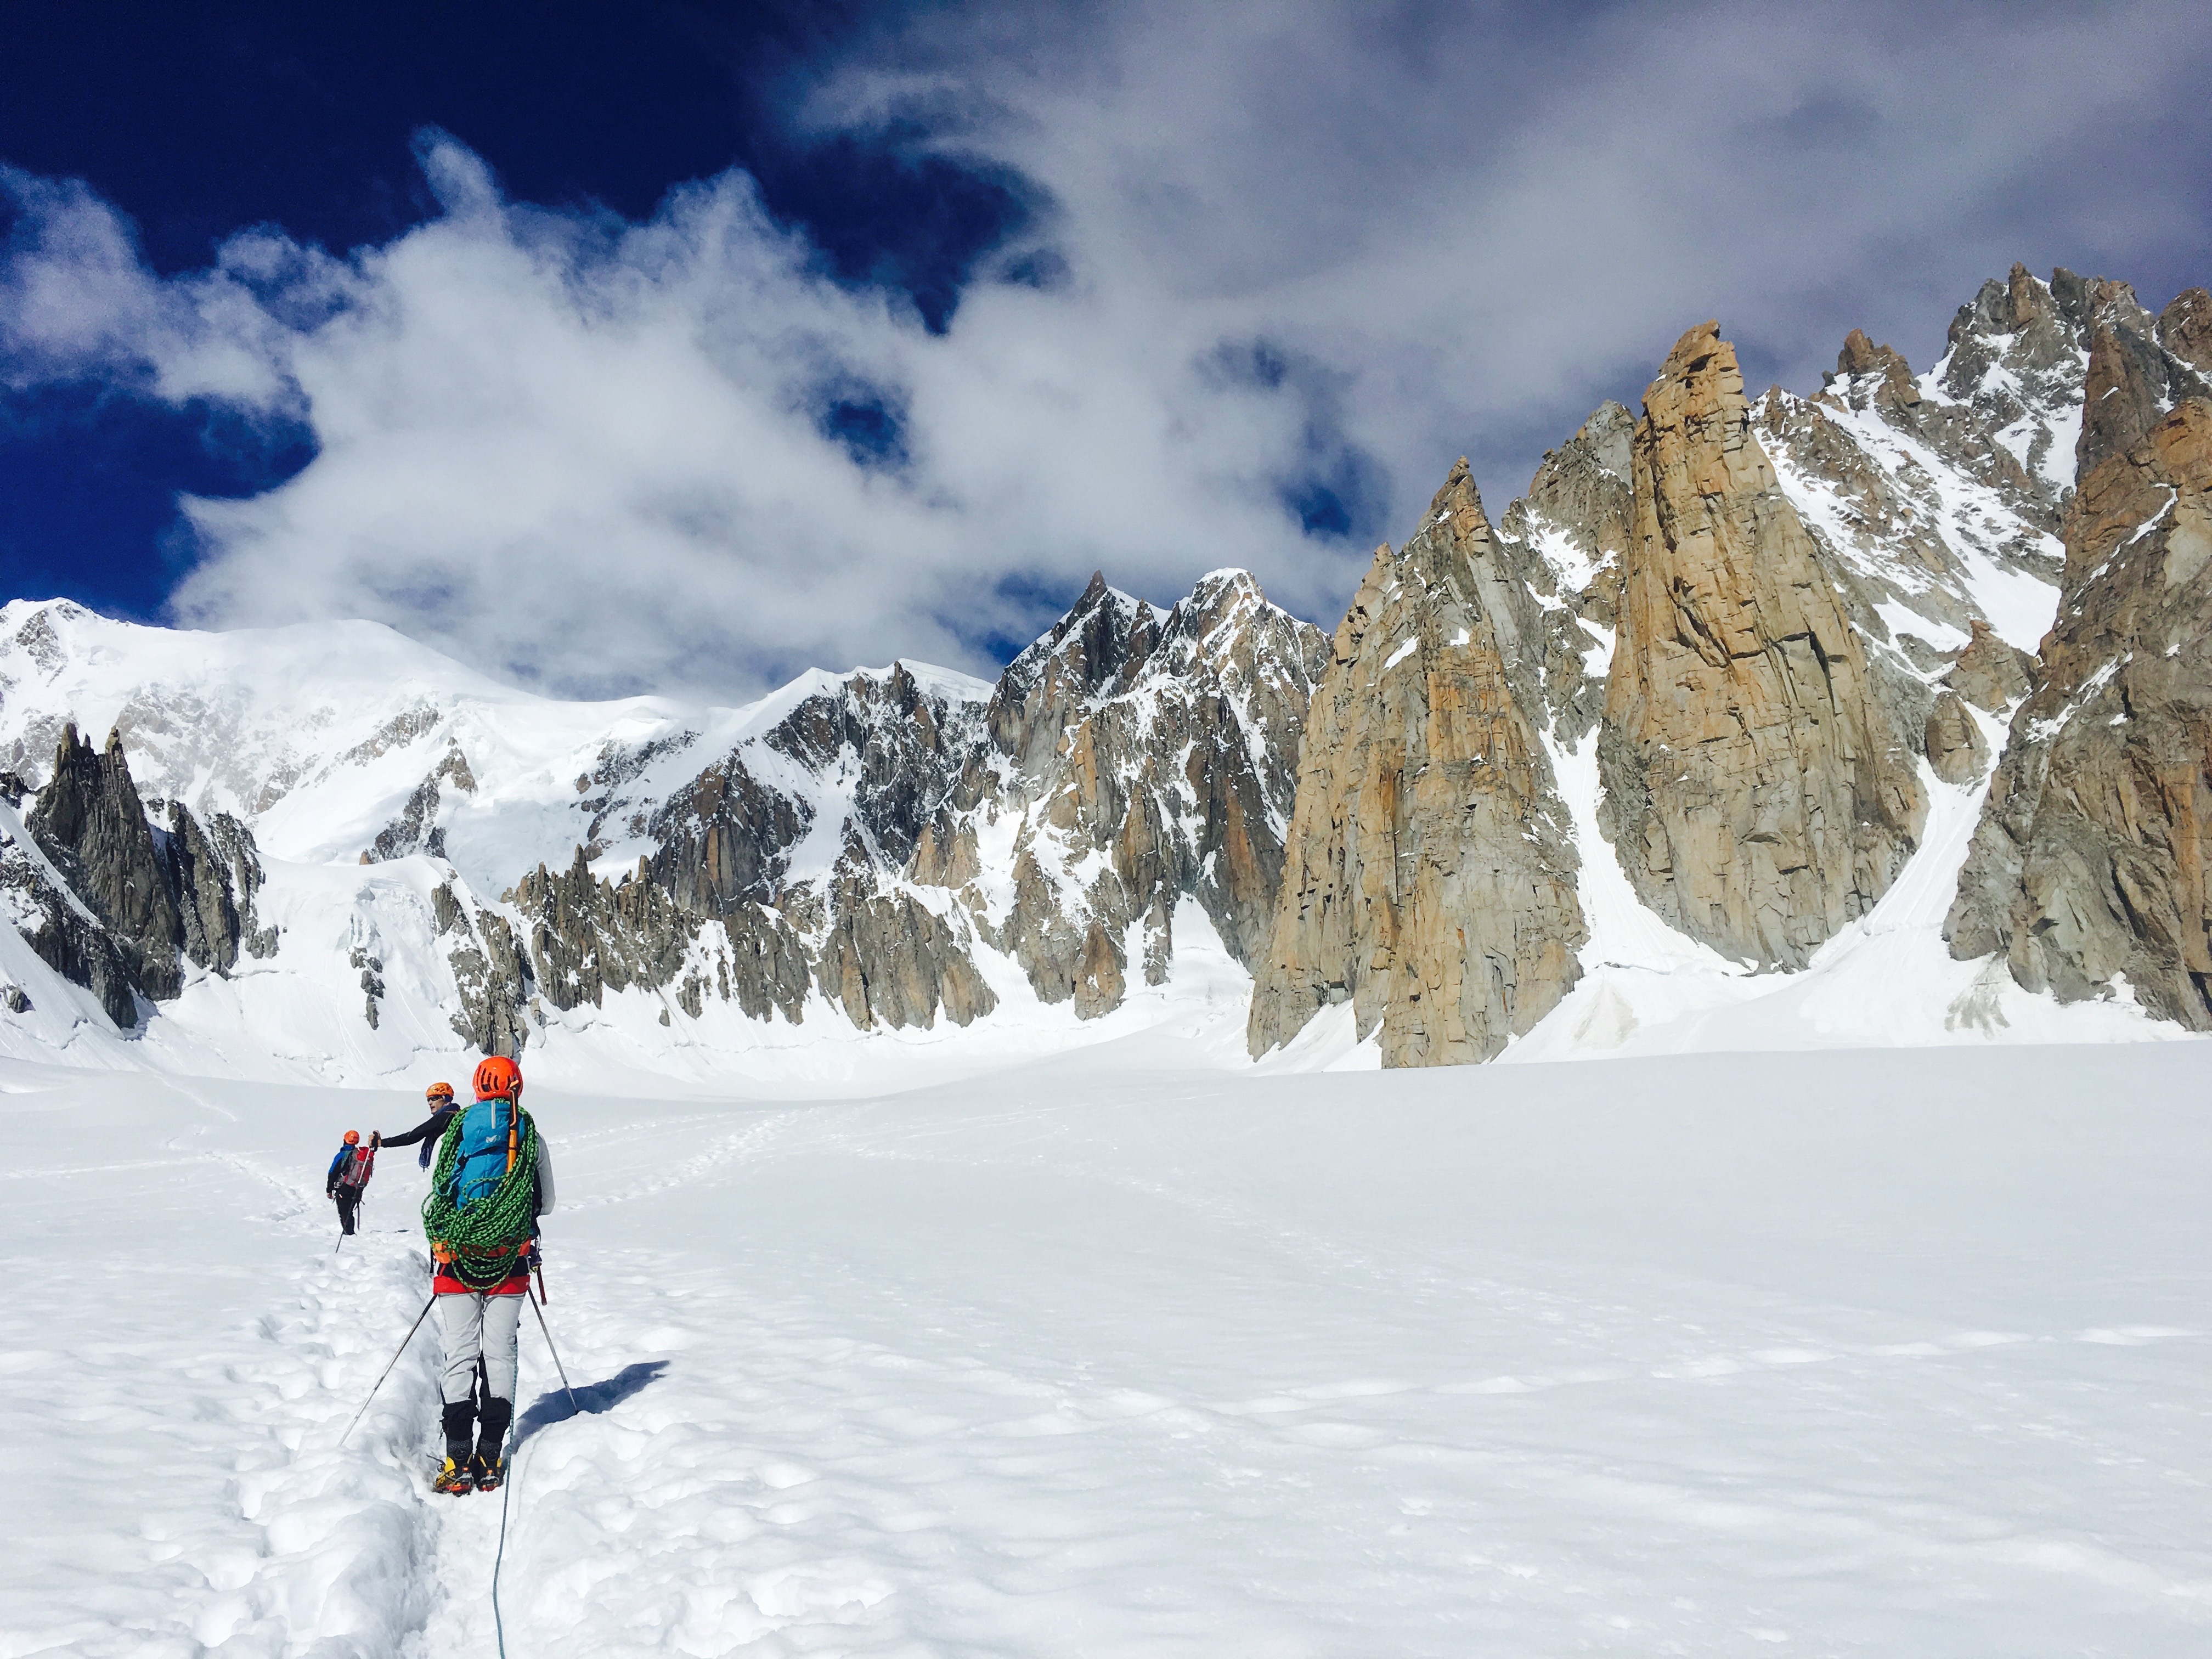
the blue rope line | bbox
[491,1413,518,1659]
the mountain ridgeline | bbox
[4,263,2210,1069]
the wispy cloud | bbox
[3,2,2206,698]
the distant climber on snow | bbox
[377,1080,460,1169]
[422,1054,555,1495]
[325,1130,375,1237]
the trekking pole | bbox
[337,1294,437,1447]
[528,1289,581,1415]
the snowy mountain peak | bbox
[8,265,2211,1084]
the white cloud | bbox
[5,134,1363,698]
[2,2,2207,698]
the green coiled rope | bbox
[421,1107,540,1290]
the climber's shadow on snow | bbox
[516,1359,669,1443]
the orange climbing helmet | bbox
[426,1081,455,1103]
[343,1129,361,1145]
[473,1055,522,1101]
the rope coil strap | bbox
[422,1109,541,1291]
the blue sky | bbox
[4,1,2209,698]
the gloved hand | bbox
[526,1240,542,1270]
[369,1131,381,1148]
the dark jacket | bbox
[381,1102,460,1167]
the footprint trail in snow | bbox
[4,1042,2212,1656]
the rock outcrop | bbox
[1932,263,2099,522]
[960,571,1327,1014]
[366,572,1325,1042]
[365,742,476,862]
[2076,280,2212,478]
[2162,288,2212,373]
[2,814,142,1026]
[1599,323,1927,969]
[1249,461,1586,1065]
[1947,328,2212,1027]
[26,725,187,1000]
[166,802,278,969]
[7,726,274,1025]
[513,847,699,1013]
[1944,621,2036,714]
[1492,403,1634,742]
[1746,270,2102,713]
[433,881,534,1057]
[820,855,996,1030]
[1924,691,1990,787]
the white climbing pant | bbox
[437,1291,523,1404]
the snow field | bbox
[7,1040,2212,1655]
[0,1067,442,1657]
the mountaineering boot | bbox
[473,1396,514,1491]
[432,1454,476,1495]
[435,1399,477,1494]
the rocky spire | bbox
[1832,328,1920,415]
[1925,263,2095,520]
[9,725,272,1025]
[985,572,1161,774]
[1599,322,1927,969]
[2076,279,2212,478]
[1947,332,2212,1026]
[1248,460,1585,1065]
[1489,403,1636,743]
[26,725,185,1000]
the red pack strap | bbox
[436,1240,523,1261]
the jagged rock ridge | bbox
[10,265,2212,1068]
[2,572,1327,1050]
[938,571,1328,1017]
[5,725,274,1026]
[1249,462,1586,1065]
[1946,291,2212,1026]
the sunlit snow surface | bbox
[5,1043,2209,1656]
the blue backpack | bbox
[449,1098,527,1210]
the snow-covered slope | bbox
[0,580,1313,1091]
[0,596,984,897]
[9,1043,2211,1655]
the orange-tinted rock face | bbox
[1598,322,1927,969]
[1248,461,1585,1066]
[2162,287,2212,373]
[1949,391,2212,1026]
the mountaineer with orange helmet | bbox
[375,1079,461,1170]
[324,1128,375,1238]
[422,1053,556,1495]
